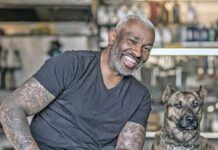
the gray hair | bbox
[115,15,155,32]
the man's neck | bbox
[100,49,124,89]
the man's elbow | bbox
[0,97,23,124]
[0,105,3,127]
[0,102,8,127]
[0,99,12,122]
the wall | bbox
[0,35,89,87]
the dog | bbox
[151,85,214,150]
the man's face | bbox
[109,20,155,76]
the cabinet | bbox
[95,0,218,50]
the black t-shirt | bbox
[30,50,151,150]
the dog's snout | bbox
[177,113,198,131]
[186,115,195,122]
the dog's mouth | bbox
[177,114,199,131]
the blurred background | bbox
[0,0,218,149]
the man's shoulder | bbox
[129,76,148,89]
[69,50,100,58]
[128,76,149,93]
[53,50,99,63]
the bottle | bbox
[208,24,216,42]
[149,1,160,26]
[200,26,209,42]
[97,5,109,25]
[172,1,180,24]
[116,4,129,20]
[193,25,200,41]
[160,1,169,25]
[187,2,197,24]
[186,25,194,41]
[136,3,146,18]
[162,27,172,46]
[215,20,218,41]
[108,6,118,24]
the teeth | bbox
[124,56,136,64]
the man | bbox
[0,15,155,150]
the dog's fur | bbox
[151,85,214,150]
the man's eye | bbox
[128,39,136,44]
[142,46,151,52]
[192,100,199,108]
[175,101,182,109]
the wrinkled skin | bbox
[108,19,154,76]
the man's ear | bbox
[162,85,176,103]
[108,29,117,45]
[195,85,205,101]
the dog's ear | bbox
[162,85,176,103]
[195,85,205,100]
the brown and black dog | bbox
[151,85,214,150]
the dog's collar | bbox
[166,144,198,150]
[160,130,200,150]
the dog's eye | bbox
[175,102,182,109]
[192,100,199,108]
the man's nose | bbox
[132,44,142,58]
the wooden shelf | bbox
[150,48,218,56]
[146,131,218,139]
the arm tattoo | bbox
[116,121,146,150]
[0,77,55,150]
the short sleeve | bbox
[33,51,76,97]
[129,90,152,128]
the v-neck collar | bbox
[97,52,126,93]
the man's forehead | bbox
[119,27,154,45]
[126,32,139,38]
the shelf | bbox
[181,42,218,48]
[146,131,218,139]
[0,0,91,6]
[150,48,218,56]
[101,0,218,5]
[0,34,91,38]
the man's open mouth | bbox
[122,55,139,69]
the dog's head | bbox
[162,85,205,143]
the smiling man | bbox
[0,15,155,150]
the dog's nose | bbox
[186,115,195,122]
[178,114,198,130]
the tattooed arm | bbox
[0,77,55,150]
[115,121,146,150]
